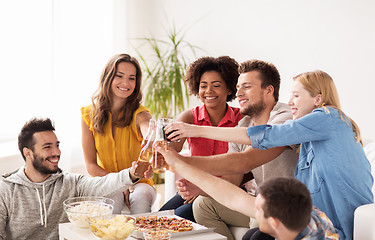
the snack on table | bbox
[63,197,114,228]
[135,215,193,233]
[143,229,171,240]
[90,215,135,240]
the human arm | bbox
[0,196,6,239]
[136,110,152,139]
[168,110,194,152]
[176,164,249,202]
[167,145,287,176]
[176,175,242,202]
[76,161,153,196]
[156,145,256,218]
[81,118,109,177]
[176,179,206,203]
[125,161,153,209]
[176,178,211,199]
[248,109,332,150]
[165,122,251,145]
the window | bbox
[0,1,53,142]
[0,0,125,167]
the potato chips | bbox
[90,215,135,240]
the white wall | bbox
[127,0,375,140]
[51,0,116,172]
[0,0,124,174]
[1,0,374,175]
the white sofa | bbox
[165,140,375,240]
[353,141,375,240]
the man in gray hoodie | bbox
[0,118,152,240]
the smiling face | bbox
[110,62,137,103]
[29,131,61,175]
[198,71,231,109]
[288,80,320,120]
[236,71,267,117]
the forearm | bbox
[77,169,135,196]
[184,146,287,176]
[85,162,109,177]
[194,126,251,145]
[220,174,245,187]
[173,159,255,218]
[183,152,254,175]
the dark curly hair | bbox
[239,60,280,102]
[18,118,55,160]
[185,56,239,102]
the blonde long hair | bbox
[91,54,143,134]
[294,70,363,145]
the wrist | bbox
[129,171,139,183]
[194,125,202,138]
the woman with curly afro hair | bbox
[159,56,243,222]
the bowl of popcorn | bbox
[89,215,135,240]
[63,196,114,228]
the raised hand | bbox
[153,145,183,170]
[144,164,153,179]
[164,121,200,142]
[176,179,202,201]
[130,161,153,180]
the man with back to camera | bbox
[168,59,299,240]
[156,144,340,240]
[0,118,152,240]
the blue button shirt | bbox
[247,107,373,240]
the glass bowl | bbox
[143,229,172,240]
[63,196,114,228]
[89,215,135,240]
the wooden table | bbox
[59,222,227,240]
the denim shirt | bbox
[247,107,374,240]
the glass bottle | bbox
[134,119,155,178]
[153,118,169,173]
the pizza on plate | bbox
[135,215,193,233]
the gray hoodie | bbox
[0,166,135,240]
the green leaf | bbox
[131,24,201,118]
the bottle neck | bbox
[155,122,166,141]
[144,120,155,141]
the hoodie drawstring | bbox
[35,185,47,228]
[42,184,47,227]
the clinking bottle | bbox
[153,118,169,174]
[134,119,155,178]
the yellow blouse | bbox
[81,104,153,186]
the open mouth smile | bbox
[46,156,60,164]
[117,86,130,92]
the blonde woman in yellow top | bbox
[81,54,156,214]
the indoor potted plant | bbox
[133,25,201,119]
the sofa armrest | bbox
[165,170,177,203]
[354,203,375,240]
